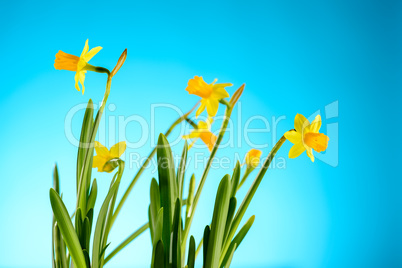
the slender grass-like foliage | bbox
[51,40,330,268]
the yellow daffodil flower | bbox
[183,118,217,151]
[185,76,232,118]
[245,149,262,169]
[284,114,329,162]
[92,141,126,172]
[54,39,102,94]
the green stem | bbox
[181,101,233,254]
[100,160,125,268]
[195,237,203,260]
[219,135,287,265]
[185,118,198,129]
[76,72,112,217]
[237,167,253,190]
[104,222,149,265]
[111,101,200,226]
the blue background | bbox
[0,0,401,267]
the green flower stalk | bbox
[50,40,330,268]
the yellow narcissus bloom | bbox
[245,149,262,169]
[284,114,329,162]
[183,118,217,151]
[93,141,126,172]
[186,76,232,118]
[54,39,102,94]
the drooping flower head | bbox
[93,141,126,172]
[245,149,262,169]
[284,114,329,162]
[182,117,217,151]
[54,39,102,94]
[186,76,232,118]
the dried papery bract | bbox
[50,40,331,268]
[229,84,245,106]
[111,49,127,77]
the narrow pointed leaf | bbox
[157,133,177,261]
[172,199,181,268]
[205,175,231,268]
[230,161,240,198]
[49,189,87,268]
[187,236,196,268]
[152,240,165,268]
[220,215,255,267]
[203,225,210,268]
[92,182,119,268]
[177,140,188,201]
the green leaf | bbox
[92,182,119,268]
[82,217,91,250]
[77,99,94,195]
[87,179,98,213]
[187,236,195,268]
[52,164,60,268]
[203,225,210,267]
[83,249,91,268]
[230,161,240,198]
[53,223,67,268]
[53,164,60,194]
[149,178,161,241]
[205,175,231,268]
[172,199,181,268]
[157,133,177,262]
[152,240,165,268]
[222,136,287,259]
[86,208,94,231]
[223,243,236,268]
[100,160,125,267]
[177,140,188,201]
[220,216,255,267]
[223,197,237,247]
[49,189,87,268]
[153,208,164,246]
[185,174,195,223]
[75,208,83,248]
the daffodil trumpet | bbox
[51,39,333,268]
[93,141,126,173]
[183,117,217,151]
[185,76,233,118]
[181,84,244,249]
[284,114,329,162]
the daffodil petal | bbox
[294,114,309,133]
[196,102,206,118]
[84,46,102,62]
[110,141,126,158]
[80,39,89,57]
[94,141,109,156]
[183,132,200,139]
[309,115,322,133]
[206,99,219,117]
[211,85,230,99]
[74,72,81,92]
[306,147,315,162]
[284,130,301,144]
[78,71,86,94]
[198,121,208,130]
[187,138,198,150]
[92,155,106,172]
[288,143,306,158]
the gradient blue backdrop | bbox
[0,0,401,267]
